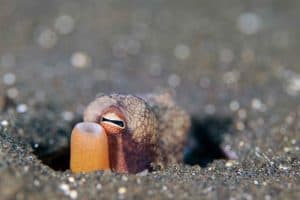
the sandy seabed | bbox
[0,1,300,199]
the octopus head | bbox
[83,94,158,173]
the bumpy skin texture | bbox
[83,92,190,173]
[141,92,191,167]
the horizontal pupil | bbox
[102,117,124,128]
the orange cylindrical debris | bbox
[70,122,110,173]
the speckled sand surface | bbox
[0,1,300,199]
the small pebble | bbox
[137,169,149,176]
[251,98,266,111]
[239,141,245,147]
[69,190,78,199]
[223,146,238,160]
[59,183,78,199]
[237,12,262,35]
[59,183,70,192]
[54,15,75,35]
[174,44,190,60]
[285,115,294,124]
[262,182,267,186]
[96,183,102,190]
[204,104,216,115]
[223,71,240,84]
[61,111,74,121]
[68,177,75,183]
[37,28,57,49]
[167,74,181,88]
[16,104,28,113]
[3,73,16,85]
[33,180,40,187]
[71,52,90,69]
[225,161,234,167]
[265,195,272,200]
[283,147,292,152]
[278,164,289,170]
[236,121,245,131]
[1,120,9,127]
[121,175,128,182]
[118,187,127,195]
[6,87,19,99]
[23,166,29,172]
[290,139,296,145]
[229,100,240,111]
[286,75,300,96]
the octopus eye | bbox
[100,112,125,133]
[102,116,124,128]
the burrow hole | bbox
[33,116,234,171]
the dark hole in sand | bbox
[35,145,71,171]
[184,116,234,167]
[31,117,81,171]
[33,116,233,171]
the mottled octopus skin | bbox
[83,92,190,173]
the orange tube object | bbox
[70,122,110,173]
